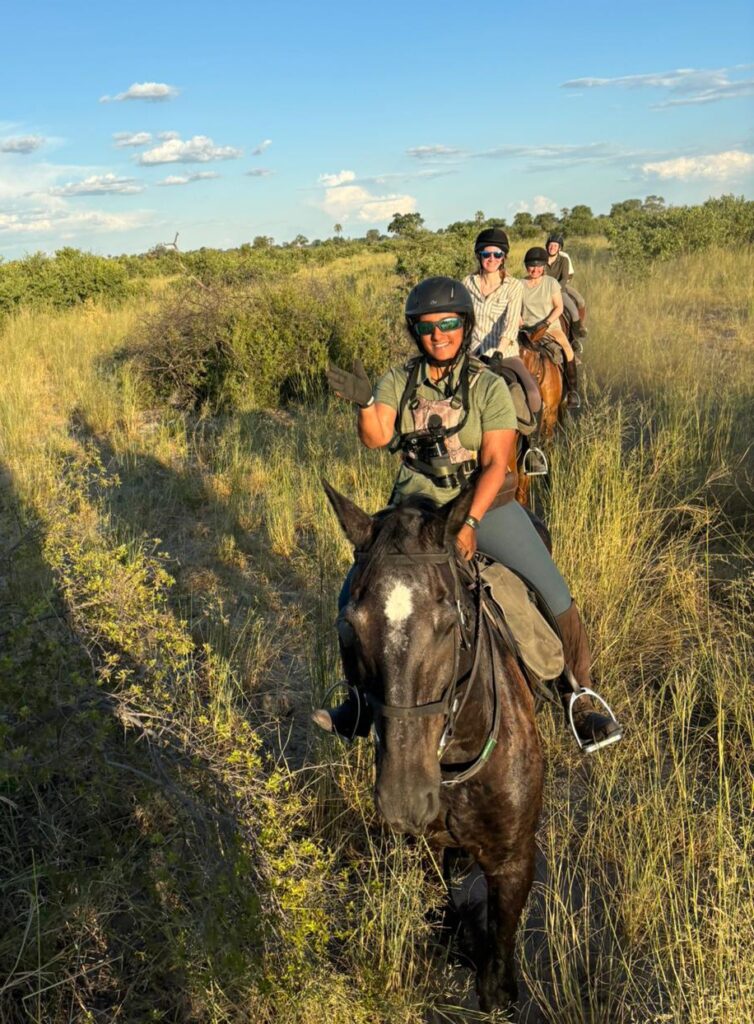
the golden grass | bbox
[1,245,752,1022]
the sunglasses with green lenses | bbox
[413,315,463,337]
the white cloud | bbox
[319,169,356,186]
[641,150,754,181]
[138,135,242,165]
[320,182,416,223]
[253,138,272,155]
[155,171,219,186]
[0,135,46,154]
[50,173,145,196]
[562,65,754,108]
[0,206,151,237]
[100,81,180,103]
[158,130,180,140]
[406,145,464,160]
[532,195,559,214]
[246,168,274,177]
[113,131,153,148]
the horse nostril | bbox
[424,787,440,827]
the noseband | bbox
[353,546,501,785]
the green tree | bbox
[563,204,596,236]
[643,195,666,212]
[291,234,309,247]
[252,235,274,248]
[365,229,381,244]
[387,211,425,237]
[610,199,643,218]
[512,212,539,238]
[333,223,343,238]
[534,212,560,235]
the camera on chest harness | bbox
[401,413,478,489]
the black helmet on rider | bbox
[404,276,475,367]
[474,227,510,256]
[524,246,549,267]
[546,233,564,249]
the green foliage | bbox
[512,211,539,238]
[128,272,404,412]
[0,247,144,316]
[606,193,754,269]
[387,211,425,237]
[394,231,474,284]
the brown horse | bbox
[324,482,543,1012]
[516,319,568,506]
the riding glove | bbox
[326,358,373,407]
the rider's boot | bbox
[572,318,588,339]
[554,601,623,753]
[564,359,582,410]
[311,686,373,739]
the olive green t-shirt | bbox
[374,355,517,506]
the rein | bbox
[354,546,501,786]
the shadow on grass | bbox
[0,458,264,1023]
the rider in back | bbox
[314,276,621,752]
[546,234,587,340]
[521,247,581,409]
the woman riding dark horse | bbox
[315,276,620,751]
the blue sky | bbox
[1,0,752,257]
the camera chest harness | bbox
[388,353,485,491]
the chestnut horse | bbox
[324,482,543,1012]
[516,318,568,507]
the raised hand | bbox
[326,358,373,407]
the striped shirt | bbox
[463,272,524,359]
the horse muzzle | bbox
[374,763,441,834]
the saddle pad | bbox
[480,562,564,683]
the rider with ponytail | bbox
[316,276,621,752]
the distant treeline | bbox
[1,194,752,317]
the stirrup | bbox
[522,446,548,476]
[566,391,582,410]
[567,688,623,754]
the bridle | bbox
[353,545,502,786]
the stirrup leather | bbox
[522,446,548,476]
[567,687,623,754]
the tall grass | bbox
[1,246,752,1021]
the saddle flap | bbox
[480,562,564,684]
[497,357,543,415]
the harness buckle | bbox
[437,697,460,758]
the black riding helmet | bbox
[524,246,549,267]
[404,276,475,366]
[546,233,564,248]
[474,227,510,255]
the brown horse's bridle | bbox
[354,547,502,786]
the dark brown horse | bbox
[324,482,543,1011]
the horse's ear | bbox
[322,479,374,550]
[442,487,475,544]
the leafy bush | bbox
[0,247,144,316]
[128,272,405,411]
[606,194,754,269]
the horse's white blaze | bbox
[385,581,413,625]
[384,581,414,651]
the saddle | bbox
[482,354,542,436]
[459,554,564,698]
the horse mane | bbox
[354,497,446,592]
